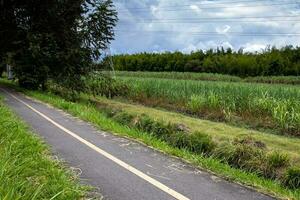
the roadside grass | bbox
[0,95,88,199]
[1,79,300,199]
[91,96,300,162]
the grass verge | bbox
[91,96,300,163]
[1,79,300,199]
[0,94,88,199]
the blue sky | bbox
[110,0,300,54]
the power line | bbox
[117,2,299,12]
[118,19,299,24]
[121,15,300,21]
[117,14,300,24]
[115,30,300,36]
[116,0,298,10]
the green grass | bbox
[115,71,300,85]
[0,95,88,199]
[1,79,300,199]
[116,76,300,136]
[114,71,242,82]
[90,96,300,162]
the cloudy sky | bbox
[110,0,300,54]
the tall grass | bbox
[115,71,300,85]
[0,97,87,199]
[118,77,300,135]
[115,71,242,82]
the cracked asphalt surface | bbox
[0,87,275,200]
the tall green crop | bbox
[117,76,300,135]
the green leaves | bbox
[0,0,118,92]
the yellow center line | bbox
[1,88,190,200]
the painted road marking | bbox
[1,89,190,200]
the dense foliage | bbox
[0,0,117,91]
[0,64,4,77]
[111,46,300,77]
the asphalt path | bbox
[0,87,275,200]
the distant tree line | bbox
[111,46,300,77]
[0,0,117,91]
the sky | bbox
[110,0,300,54]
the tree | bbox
[0,0,118,91]
[0,64,4,77]
[184,60,202,72]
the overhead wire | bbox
[114,1,300,38]
[117,1,300,12]
[116,0,299,11]
[114,30,300,37]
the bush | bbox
[212,143,235,162]
[134,115,157,133]
[187,132,216,155]
[281,167,300,189]
[101,107,120,118]
[168,132,215,155]
[267,152,290,169]
[263,151,290,179]
[134,114,175,138]
[86,73,129,98]
[214,136,291,181]
[234,135,266,149]
[229,144,265,170]
[168,132,190,149]
[0,64,4,77]
[112,112,134,125]
[213,141,266,175]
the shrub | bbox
[187,132,216,155]
[168,132,190,149]
[168,132,215,155]
[233,135,266,149]
[214,137,291,180]
[134,115,157,132]
[263,151,290,179]
[101,107,120,118]
[86,73,129,98]
[212,143,235,162]
[229,144,265,169]
[281,167,300,189]
[134,115,175,138]
[0,64,5,77]
[213,142,266,175]
[112,112,134,125]
[267,152,290,169]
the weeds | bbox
[0,99,87,199]
[212,134,297,189]
[282,167,300,189]
[96,105,299,190]
[85,72,128,98]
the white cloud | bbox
[190,5,201,13]
[112,0,300,53]
[216,25,231,34]
[243,43,266,52]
